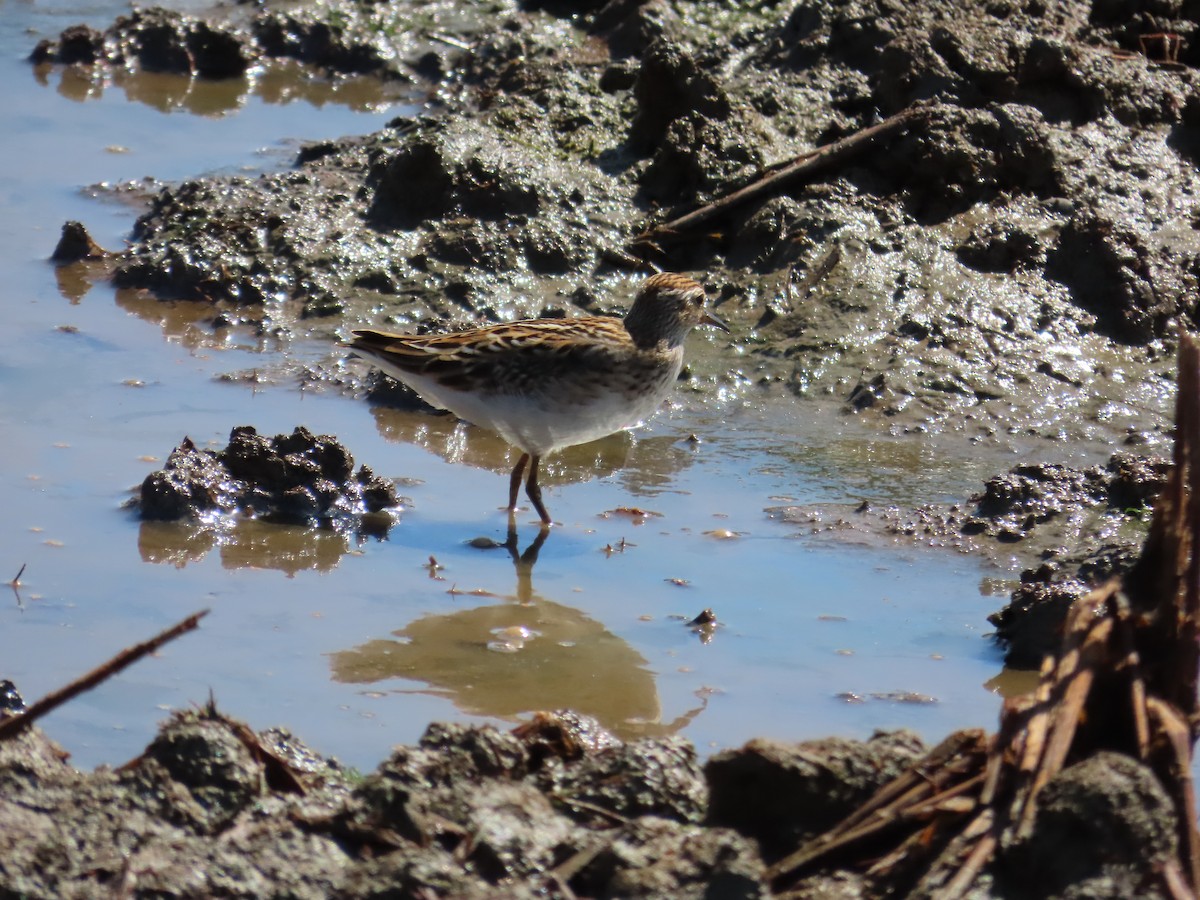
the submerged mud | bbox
[771,449,1169,665]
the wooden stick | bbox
[1016,618,1114,837]
[1178,335,1200,727]
[930,831,997,900]
[634,104,931,240]
[907,809,995,897]
[766,732,986,883]
[1111,598,1152,761]
[1149,697,1200,893]
[1009,656,1057,785]
[901,772,986,819]
[0,609,210,740]
[8,562,26,609]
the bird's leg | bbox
[525,455,552,526]
[508,453,530,511]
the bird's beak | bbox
[702,311,730,333]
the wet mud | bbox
[136,424,400,527]
[16,0,1200,895]
[129,425,402,572]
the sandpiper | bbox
[347,273,728,525]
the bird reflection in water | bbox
[329,522,711,740]
[502,516,548,605]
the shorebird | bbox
[347,273,728,525]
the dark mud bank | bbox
[0,706,1175,899]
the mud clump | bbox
[1000,751,1178,896]
[989,541,1144,669]
[1046,211,1200,344]
[705,732,926,859]
[961,451,1168,543]
[629,38,766,204]
[138,425,400,529]
[0,707,1175,898]
[974,452,1168,667]
[50,220,113,263]
[29,5,428,80]
[0,681,25,716]
[31,8,256,78]
[0,707,883,898]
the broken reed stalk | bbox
[0,608,210,740]
[765,731,988,884]
[633,104,930,244]
[770,334,1200,898]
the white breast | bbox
[377,360,682,457]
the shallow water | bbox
[1,1,1041,771]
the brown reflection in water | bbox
[330,523,710,739]
[36,59,409,115]
[138,519,217,569]
[984,667,1043,698]
[331,597,663,734]
[217,518,354,575]
[114,288,269,353]
[54,260,116,305]
[368,406,697,496]
[126,69,249,116]
[138,517,370,576]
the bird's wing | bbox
[348,317,635,393]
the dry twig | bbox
[0,609,209,740]
[632,104,930,248]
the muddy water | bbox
[2,3,1026,771]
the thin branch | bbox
[0,609,210,740]
[766,731,986,885]
[9,562,26,610]
[930,831,997,900]
[1149,697,1200,892]
[634,104,931,242]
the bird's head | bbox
[623,273,729,349]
